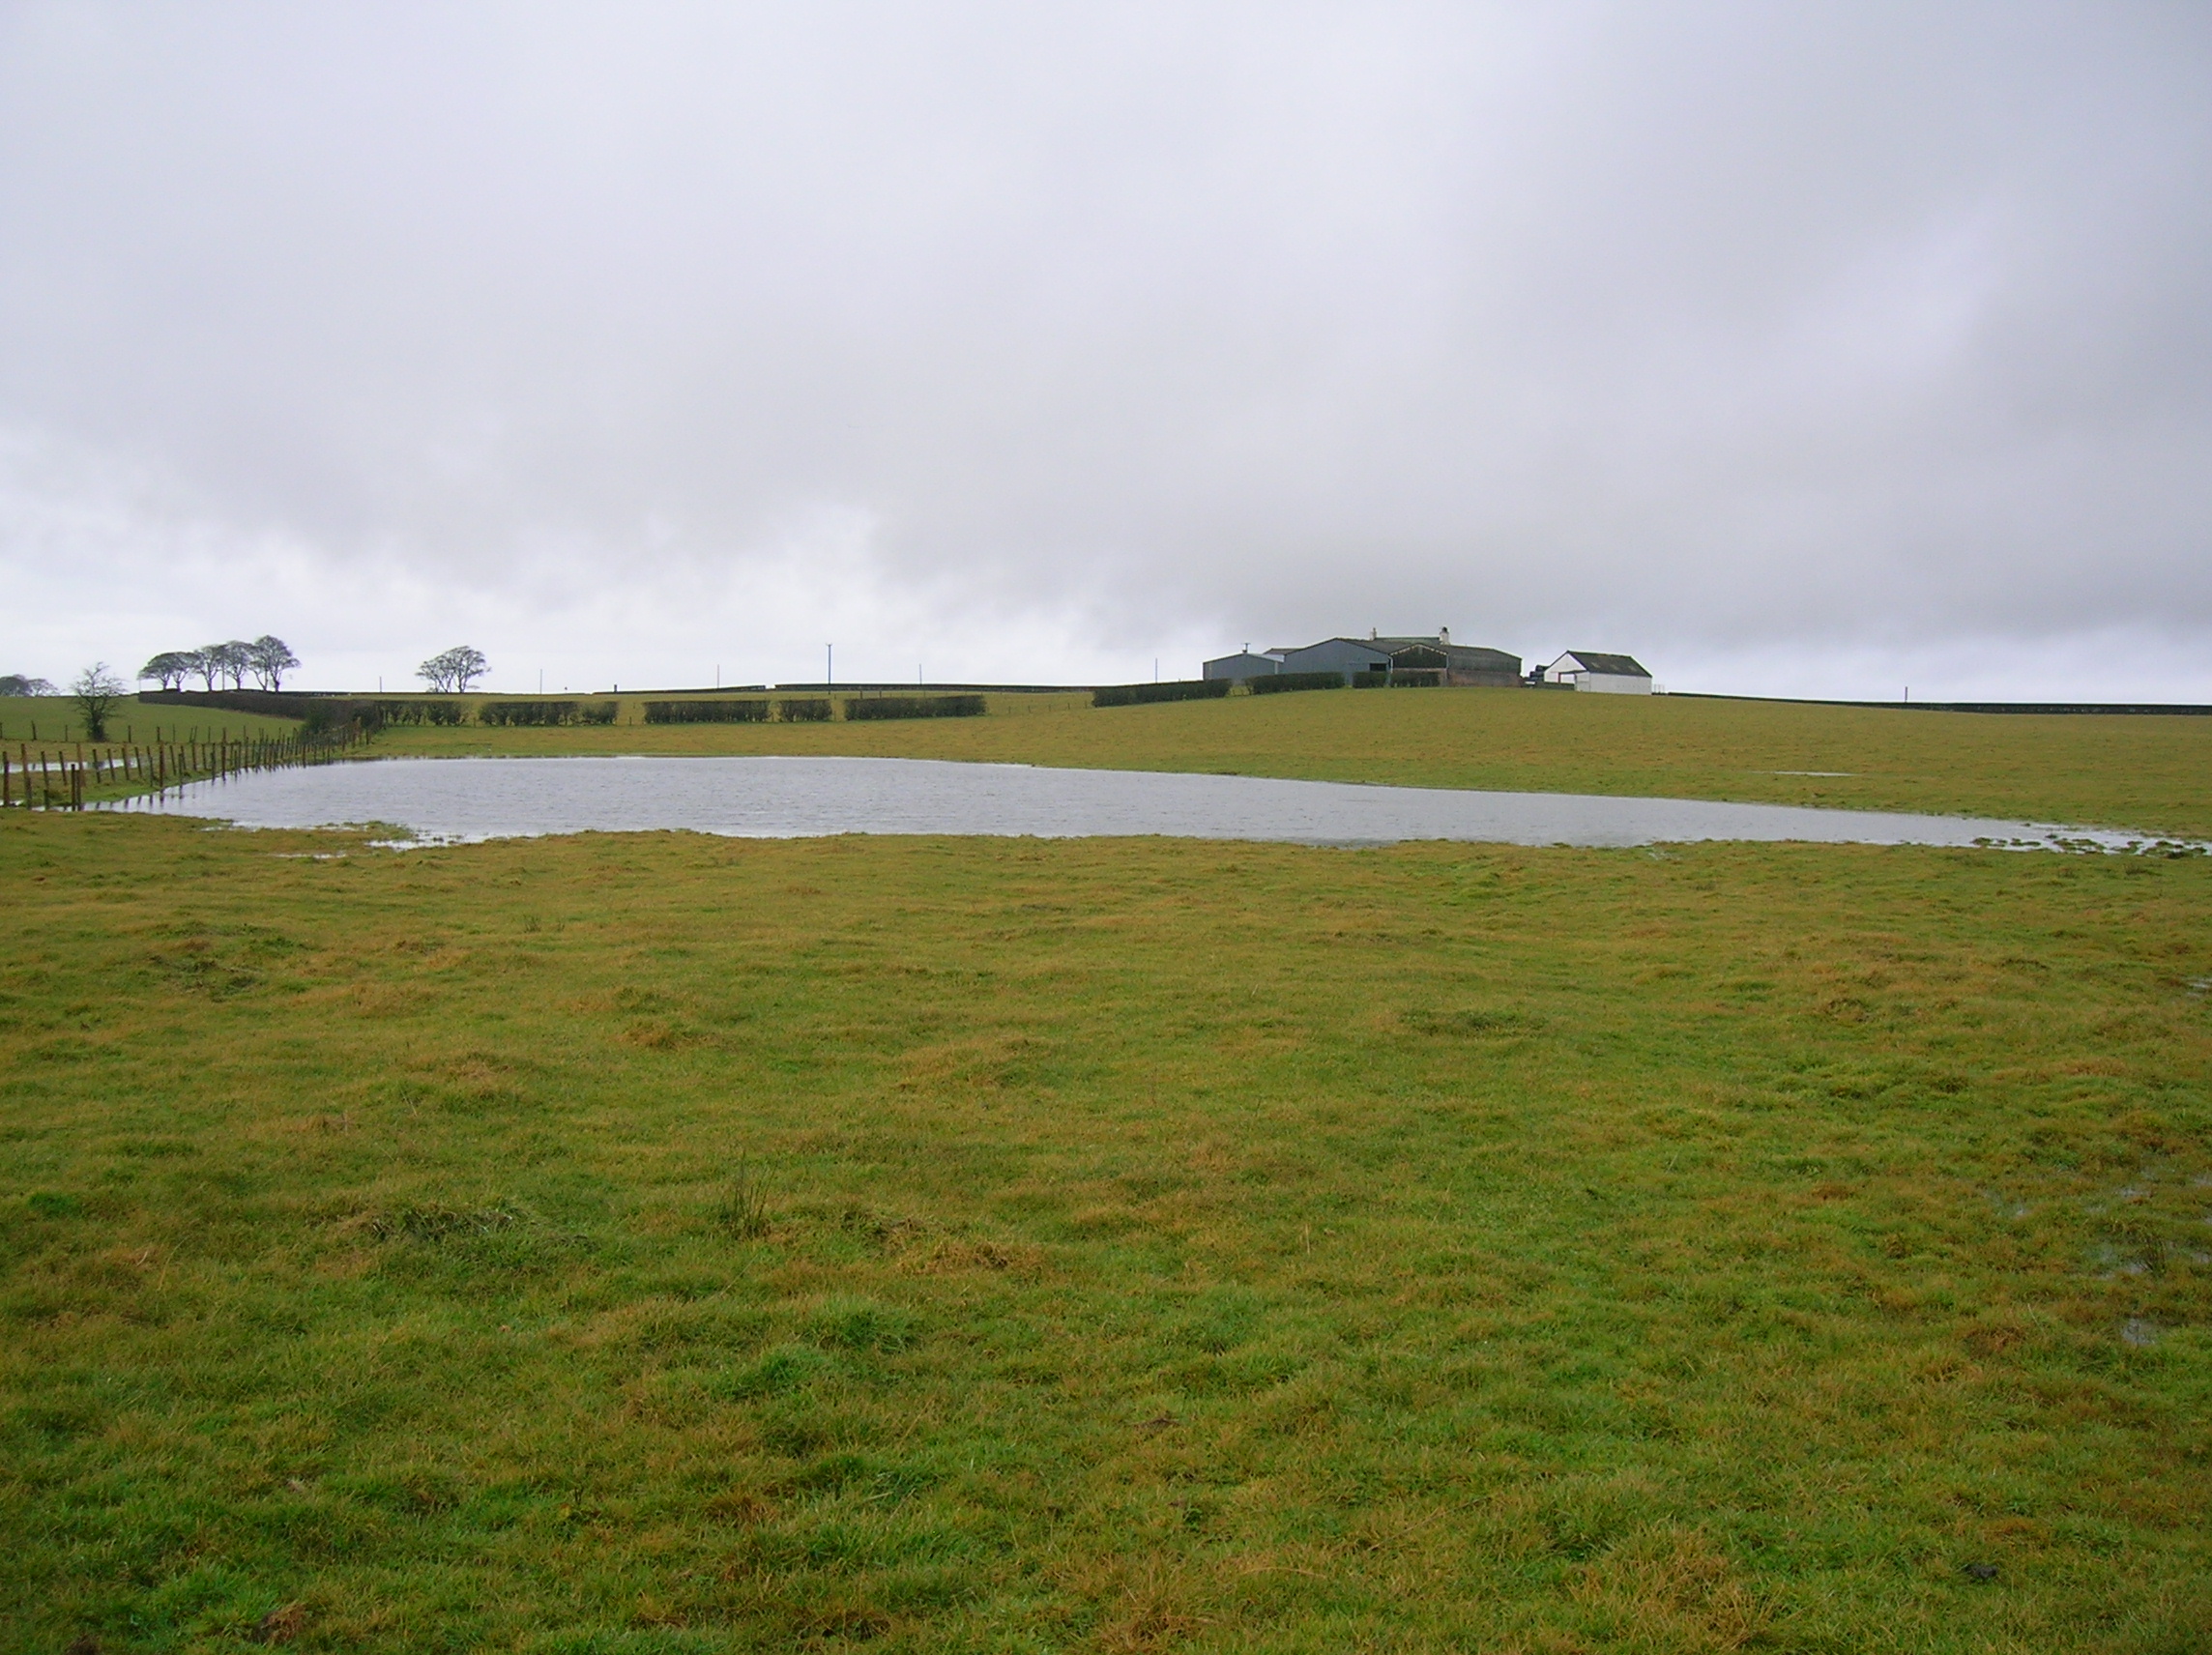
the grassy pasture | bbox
[364,688,2212,839]
[0,696,304,748]
[3,807,2208,1651]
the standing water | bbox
[98,755,2184,852]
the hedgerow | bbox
[479,700,624,726]
[643,700,772,724]
[846,695,986,720]
[1092,680,1231,708]
[371,699,471,725]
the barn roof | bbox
[1557,651,1649,677]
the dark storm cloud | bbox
[1,1,2207,692]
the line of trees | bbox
[18,638,495,729]
[139,636,301,693]
[68,638,489,697]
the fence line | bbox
[1,719,375,811]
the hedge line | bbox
[480,700,620,726]
[644,700,771,725]
[1247,671,1348,695]
[1092,680,1231,708]
[1348,669,1440,688]
[846,695,986,721]
[371,699,470,726]
[138,688,338,719]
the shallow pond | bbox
[96,754,2169,851]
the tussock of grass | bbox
[0,808,2207,1650]
[715,1158,772,1240]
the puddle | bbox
[95,755,2200,853]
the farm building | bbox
[1206,630,1520,686]
[1541,652,1655,693]
[1202,650,1285,680]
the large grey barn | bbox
[1205,630,1521,687]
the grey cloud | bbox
[1,1,2207,690]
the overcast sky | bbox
[2,1,2207,698]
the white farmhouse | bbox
[1542,652,1656,694]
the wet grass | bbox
[2,809,2207,1651]
[364,688,2212,839]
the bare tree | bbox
[138,652,197,691]
[193,641,241,689]
[72,663,125,740]
[247,635,301,690]
[418,646,488,693]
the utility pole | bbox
[827,644,833,687]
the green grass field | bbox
[364,688,2212,840]
[0,695,307,749]
[4,692,2209,1651]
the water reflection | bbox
[102,754,2172,852]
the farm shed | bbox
[1542,652,1656,693]
[1203,651,1286,681]
[1272,632,1523,687]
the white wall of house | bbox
[1544,652,1654,692]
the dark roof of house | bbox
[1560,651,1649,677]
[1377,638,1521,668]
[1263,635,1521,668]
[1296,634,1518,660]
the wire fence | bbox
[2,720,375,810]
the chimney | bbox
[1440,625,1450,644]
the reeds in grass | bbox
[716,1157,771,1238]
